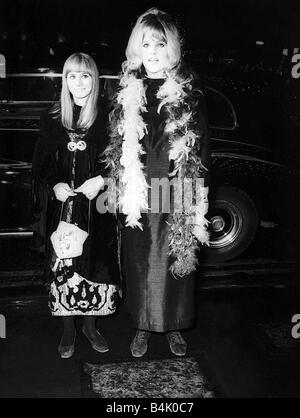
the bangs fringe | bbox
[64,56,93,75]
[58,53,99,130]
[142,27,167,43]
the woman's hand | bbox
[74,175,105,200]
[53,183,77,202]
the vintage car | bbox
[0,64,299,263]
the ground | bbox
[1,224,300,398]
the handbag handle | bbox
[59,197,91,234]
[60,154,92,233]
[59,201,64,222]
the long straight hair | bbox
[53,53,99,130]
[125,8,182,72]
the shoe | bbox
[130,330,151,358]
[58,331,76,359]
[166,331,187,356]
[82,325,109,353]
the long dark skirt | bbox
[122,212,195,332]
[121,139,195,332]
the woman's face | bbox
[141,31,170,78]
[66,71,93,105]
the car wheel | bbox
[202,186,258,262]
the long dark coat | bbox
[120,77,210,332]
[32,101,121,288]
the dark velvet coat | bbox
[32,101,121,287]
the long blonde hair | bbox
[53,53,99,130]
[125,8,182,72]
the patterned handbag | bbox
[50,221,88,259]
[50,200,89,259]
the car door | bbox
[0,72,60,235]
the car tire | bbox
[201,186,258,262]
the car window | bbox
[0,78,10,100]
[8,74,61,102]
[205,87,237,130]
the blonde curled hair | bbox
[125,8,182,72]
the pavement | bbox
[1,280,300,398]
[1,223,300,398]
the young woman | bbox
[32,53,121,358]
[104,8,210,357]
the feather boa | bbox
[117,74,149,229]
[104,69,210,277]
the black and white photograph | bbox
[0,0,300,401]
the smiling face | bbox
[66,71,93,105]
[141,30,170,78]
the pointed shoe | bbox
[58,331,76,359]
[82,326,109,353]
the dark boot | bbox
[82,316,109,353]
[58,317,76,359]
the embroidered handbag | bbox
[50,197,90,259]
[50,221,88,259]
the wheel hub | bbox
[211,215,225,232]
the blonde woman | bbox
[32,53,120,358]
[105,9,210,357]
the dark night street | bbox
[1,271,300,397]
[1,0,300,401]
[1,221,300,398]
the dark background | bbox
[1,0,299,45]
[1,1,300,399]
[0,0,299,72]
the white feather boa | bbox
[105,69,210,276]
[117,74,149,229]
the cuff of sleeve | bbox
[44,176,62,197]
